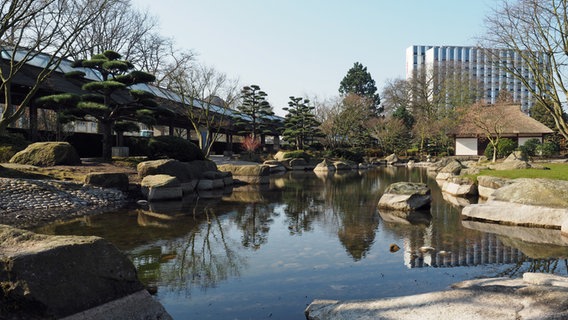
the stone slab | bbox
[306,273,568,320]
[461,200,568,228]
[62,290,172,320]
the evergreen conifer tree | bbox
[37,50,161,160]
[282,96,323,150]
[235,85,275,142]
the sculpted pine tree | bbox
[236,85,274,142]
[339,62,381,114]
[37,50,160,160]
[282,96,323,150]
[0,0,111,136]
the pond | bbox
[36,167,568,319]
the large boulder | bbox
[435,159,463,180]
[462,178,568,229]
[504,150,528,162]
[441,177,477,197]
[84,172,129,191]
[0,225,170,319]
[141,174,183,201]
[378,182,431,211]
[333,160,355,170]
[137,159,218,193]
[477,175,513,199]
[491,159,531,171]
[217,164,270,184]
[313,159,336,173]
[196,171,230,190]
[262,160,287,173]
[282,158,314,171]
[493,178,568,208]
[9,142,81,166]
[385,153,401,165]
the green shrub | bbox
[147,135,205,162]
[365,148,384,158]
[519,138,541,157]
[324,148,364,163]
[499,139,517,157]
[536,140,559,157]
[124,136,151,156]
[282,150,310,160]
[406,147,419,157]
[484,138,517,159]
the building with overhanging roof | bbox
[450,104,554,156]
[0,48,284,157]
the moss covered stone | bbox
[9,142,81,166]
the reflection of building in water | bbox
[404,230,524,268]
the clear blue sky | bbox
[131,0,496,116]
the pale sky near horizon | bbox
[131,0,496,116]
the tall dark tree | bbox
[282,96,323,150]
[392,105,414,129]
[37,50,160,160]
[339,62,381,114]
[236,85,274,142]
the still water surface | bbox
[36,167,568,319]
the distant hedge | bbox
[147,135,205,162]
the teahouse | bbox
[451,104,554,156]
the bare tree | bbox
[161,58,240,157]
[382,64,481,154]
[483,0,568,140]
[68,0,169,68]
[467,103,508,162]
[312,95,344,149]
[0,0,111,135]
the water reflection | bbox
[33,166,568,319]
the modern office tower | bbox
[406,45,541,111]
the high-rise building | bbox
[406,45,541,111]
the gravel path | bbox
[0,177,126,228]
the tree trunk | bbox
[117,131,124,147]
[101,121,113,160]
[29,104,38,142]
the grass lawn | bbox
[478,163,568,181]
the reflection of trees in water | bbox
[134,208,246,296]
[232,202,275,250]
[320,171,382,261]
[498,258,568,278]
[280,172,325,235]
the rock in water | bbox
[378,182,432,211]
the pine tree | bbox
[36,50,161,160]
[236,85,275,142]
[282,96,323,150]
[339,62,381,114]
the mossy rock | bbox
[217,164,270,176]
[9,142,81,166]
